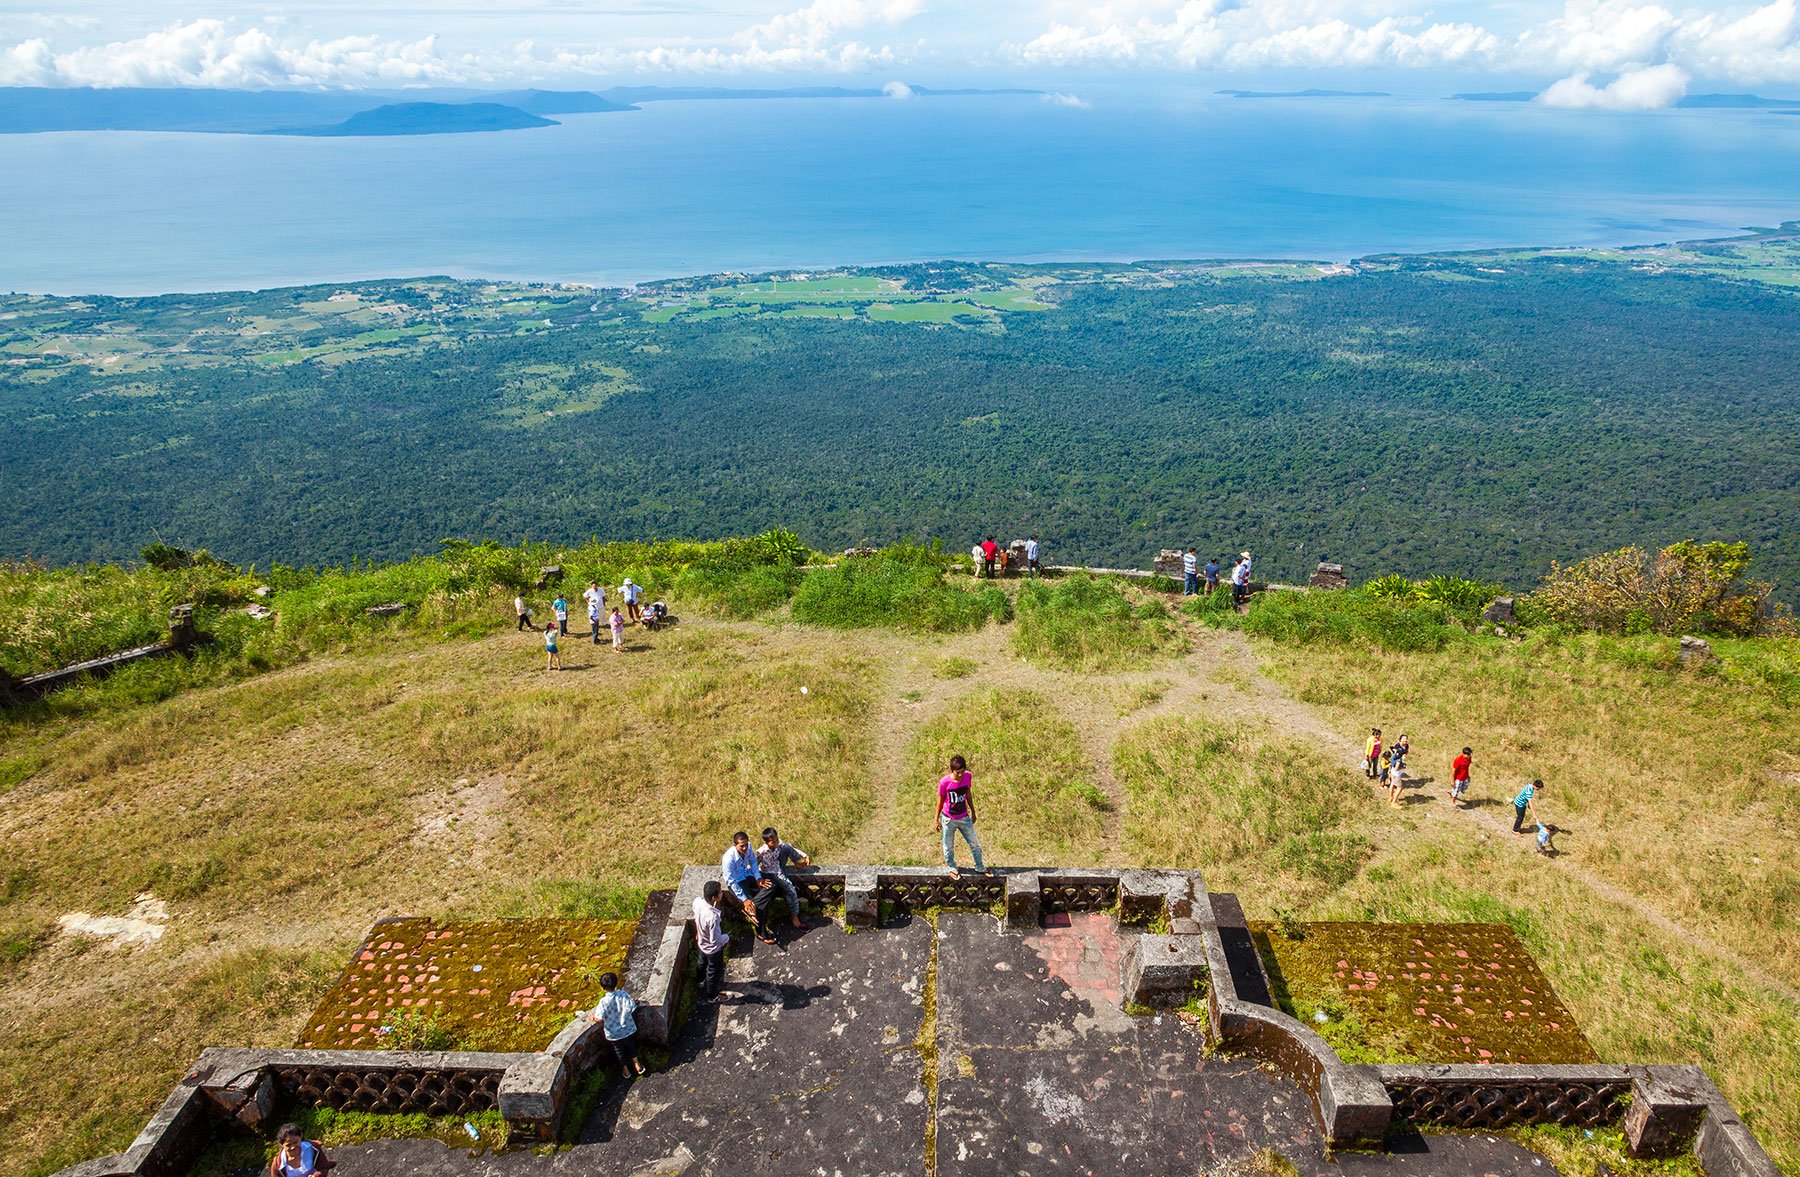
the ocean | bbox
[3,90,1798,295]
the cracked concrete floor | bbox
[320,912,1560,1177]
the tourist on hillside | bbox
[981,536,999,579]
[1183,547,1199,596]
[588,592,603,645]
[1231,551,1253,607]
[515,594,532,632]
[553,593,569,637]
[622,578,643,622]
[584,581,605,633]
[588,972,647,1079]
[935,754,991,879]
[1449,747,1473,807]
[1204,557,1221,595]
[1535,821,1559,856]
[722,830,779,944]
[1026,535,1042,577]
[609,606,626,652]
[544,622,562,671]
[756,827,812,930]
[1387,757,1406,807]
[1512,779,1544,834]
[695,881,728,1000]
[1390,733,1410,771]
[271,1123,333,1177]
[971,541,985,578]
[1364,728,1383,780]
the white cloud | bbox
[1539,61,1690,105]
[882,78,915,97]
[1041,89,1091,106]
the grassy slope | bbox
[1,576,1797,1174]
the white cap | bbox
[623,578,635,586]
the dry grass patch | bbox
[895,688,1108,866]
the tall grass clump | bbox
[791,547,1009,633]
[1010,573,1184,672]
[1239,588,1466,653]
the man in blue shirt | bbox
[722,831,778,944]
[1203,558,1221,595]
[1512,780,1543,833]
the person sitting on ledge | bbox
[756,826,811,930]
[722,830,778,944]
[271,1123,333,1177]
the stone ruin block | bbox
[1679,635,1716,665]
[1117,869,1177,926]
[1122,934,1208,1008]
[167,604,198,648]
[535,565,564,589]
[844,869,879,928]
[1004,872,1040,929]
[1624,1068,1710,1158]
[1309,562,1349,590]
[1153,549,1186,578]
[364,603,407,618]
[1483,597,1516,624]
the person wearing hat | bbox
[621,578,643,622]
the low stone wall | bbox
[1379,1063,1631,1130]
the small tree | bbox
[1530,540,1774,636]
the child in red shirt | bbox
[1449,747,1472,807]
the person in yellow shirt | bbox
[1364,728,1382,780]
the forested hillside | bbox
[5,242,1799,597]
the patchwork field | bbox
[1,563,1797,1175]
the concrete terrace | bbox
[317,910,1562,1177]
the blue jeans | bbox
[1184,572,1197,595]
[770,872,800,919]
[941,816,984,870]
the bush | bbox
[1011,573,1184,672]
[1530,540,1779,636]
[1238,588,1464,653]
[791,551,1008,632]
[1364,571,1505,619]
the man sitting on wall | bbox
[722,830,779,945]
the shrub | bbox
[1530,540,1779,636]
[791,551,1008,632]
[1238,589,1463,653]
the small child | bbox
[1378,747,1393,787]
[553,594,569,637]
[1449,747,1473,807]
[609,606,626,652]
[1535,822,1558,855]
[589,596,602,644]
[544,622,561,671]
[588,972,646,1079]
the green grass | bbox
[790,550,1010,633]
[1194,586,1468,653]
[1011,572,1185,672]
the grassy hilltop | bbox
[0,537,1796,1176]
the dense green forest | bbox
[4,241,1799,598]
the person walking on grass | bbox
[1364,728,1383,780]
[695,881,727,1000]
[553,593,569,637]
[935,754,991,879]
[982,536,999,579]
[584,581,605,639]
[515,594,531,632]
[1026,535,1041,577]
[1183,547,1199,596]
[588,972,647,1080]
[1512,779,1543,834]
[723,830,779,944]
[756,827,811,930]
[588,592,602,645]
[609,606,626,652]
[971,541,985,578]
[544,622,562,671]
[1387,758,1406,807]
[622,578,643,622]
[1449,747,1473,807]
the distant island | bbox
[1449,90,1800,107]
[0,84,1039,137]
[277,102,556,137]
[1216,89,1390,99]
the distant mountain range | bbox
[0,84,1041,137]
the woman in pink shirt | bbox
[934,754,991,879]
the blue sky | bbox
[1,0,1797,107]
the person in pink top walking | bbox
[934,754,992,879]
[609,606,626,651]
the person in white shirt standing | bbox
[583,581,605,643]
[694,880,728,1000]
[1182,547,1198,596]
[622,578,643,622]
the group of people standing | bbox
[517,579,663,668]
[1181,548,1254,606]
[971,535,1042,578]
[1365,731,1557,854]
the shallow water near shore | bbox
[3,90,1798,294]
